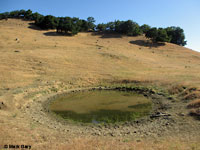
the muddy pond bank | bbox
[19,84,200,140]
[26,86,177,138]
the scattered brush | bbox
[187,99,200,117]
[187,99,200,109]
[189,108,200,116]
[183,91,200,101]
[168,85,186,95]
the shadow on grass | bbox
[53,109,150,123]
[189,111,200,121]
[92,32,123,38]
[28,23,42,30]
[129,40,165,48]
[43,32,73,36]
[28,23,73,36]
[190,114,200,121]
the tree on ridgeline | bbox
[0,12,9,20]
[9,10,20,18]
[145,27,170,43]
[37,15,58,29]
[32,12,44,24]
[24,9,33,20]
[156,28,170,42]
[98,20,142,36]
[120,20,135,35]
[165,26,187,46]
[56,17,64,33]
[71,17,82,35]
[96,23,107,32]
[145,26,186,45]
[123,20,142,36]
[57,17,71,33]
[140,24,151,34]
[18,9,26,18]
[56,17,82,35]
[106,22,115,32]
[79,19,89,32]
[145,27,158,42]
[87,17,96,31]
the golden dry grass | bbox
[52,136,200,150]
[1,19,200,90]
[1,19,200,150]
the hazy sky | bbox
[0,0,200,52]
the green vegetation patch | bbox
[53,109,151,123]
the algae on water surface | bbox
[49,90,152,123]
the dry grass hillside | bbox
[1,19,200,150]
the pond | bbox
[49,90,152,123]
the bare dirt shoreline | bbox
[26,86,200,139]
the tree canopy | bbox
[140,24,151,34]
[36,15,58,29]
[165,27,187,46]
[145,27,186,45]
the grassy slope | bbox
[1,19,200,149]
[1,19,200,89]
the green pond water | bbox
[49,90,152,123]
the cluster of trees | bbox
[0,9,95,35]
[145,27,187,46]
[56,17,95,35]
[35,15,96,35]
[96,20,142,36]
[0,9,42,21]
[0,9,186,46]
[96,21,186,46]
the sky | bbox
[0,0,200,52]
